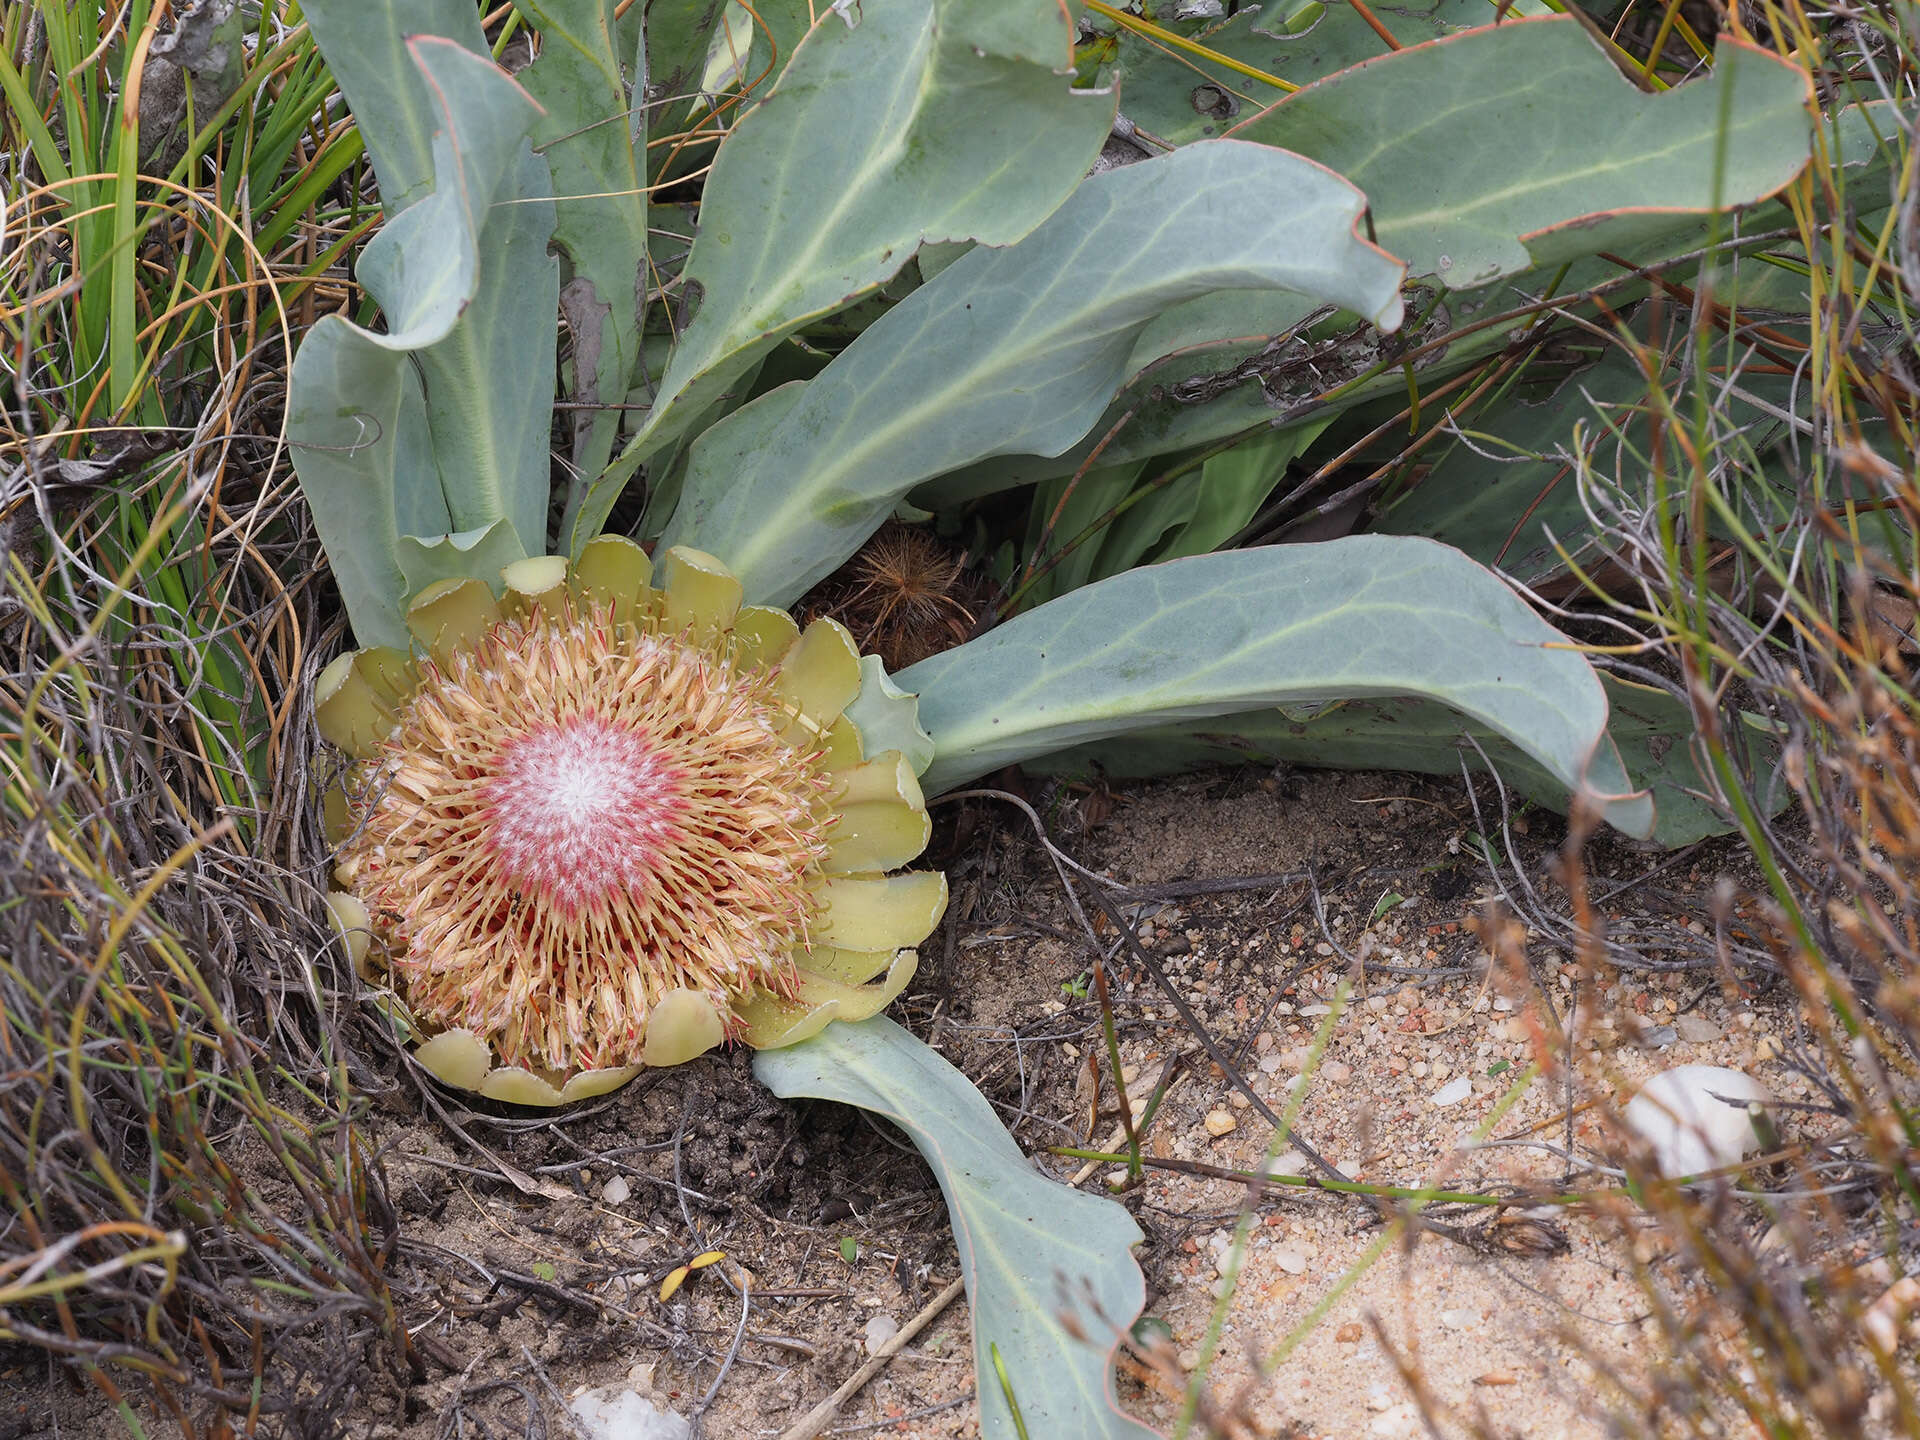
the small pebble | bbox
[1273,1247,1309,1275]
[1335,1322,1364,1343]
[1369,1402,1419,1437]
[863,1313,899,1355]
[569,1388,689,1440]
[1322,1060,1353,1084]
[1431,1075,1473,1107]
[601,1175,631,1206]
[1204,1109,1238,1137]
[1675,1014,1723,1044]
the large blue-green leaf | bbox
[1372,344,1651,585]
[305,33,557,553]
[1239,22,1812,287]
[517,0,649,485]
[1034,675,1736,849]
[910,289,1364,509]
[663,140,1406,606]
[1098,0,1540,151]
[565,0,1113,550]
[285,332,437,651]
[903,536,1654,837]
[341,40,543,351]
[288,37,553,647]
[300,0,486,214]
[1015,421,1334,610]
[754,1018,1156,1440]
[412,141,558,549]
[921,27,1827,509]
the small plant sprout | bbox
[320,542,946,1106]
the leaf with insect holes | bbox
[516,0,648,485]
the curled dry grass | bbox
[0,585,408,1432]
[2,3,409,1431]
[1406,0,1920,1428]
[0,328,409,1437]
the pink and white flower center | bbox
[482,715,683,913]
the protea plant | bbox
[319,542,943,1106]
[286,4,1662,1433]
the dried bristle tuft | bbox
[339,599,833,1074]
[811,523,984,672]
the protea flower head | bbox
[316,540,946,1107]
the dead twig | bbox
[775,1276,966,1440]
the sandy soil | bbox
[16,764,1816,1440]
